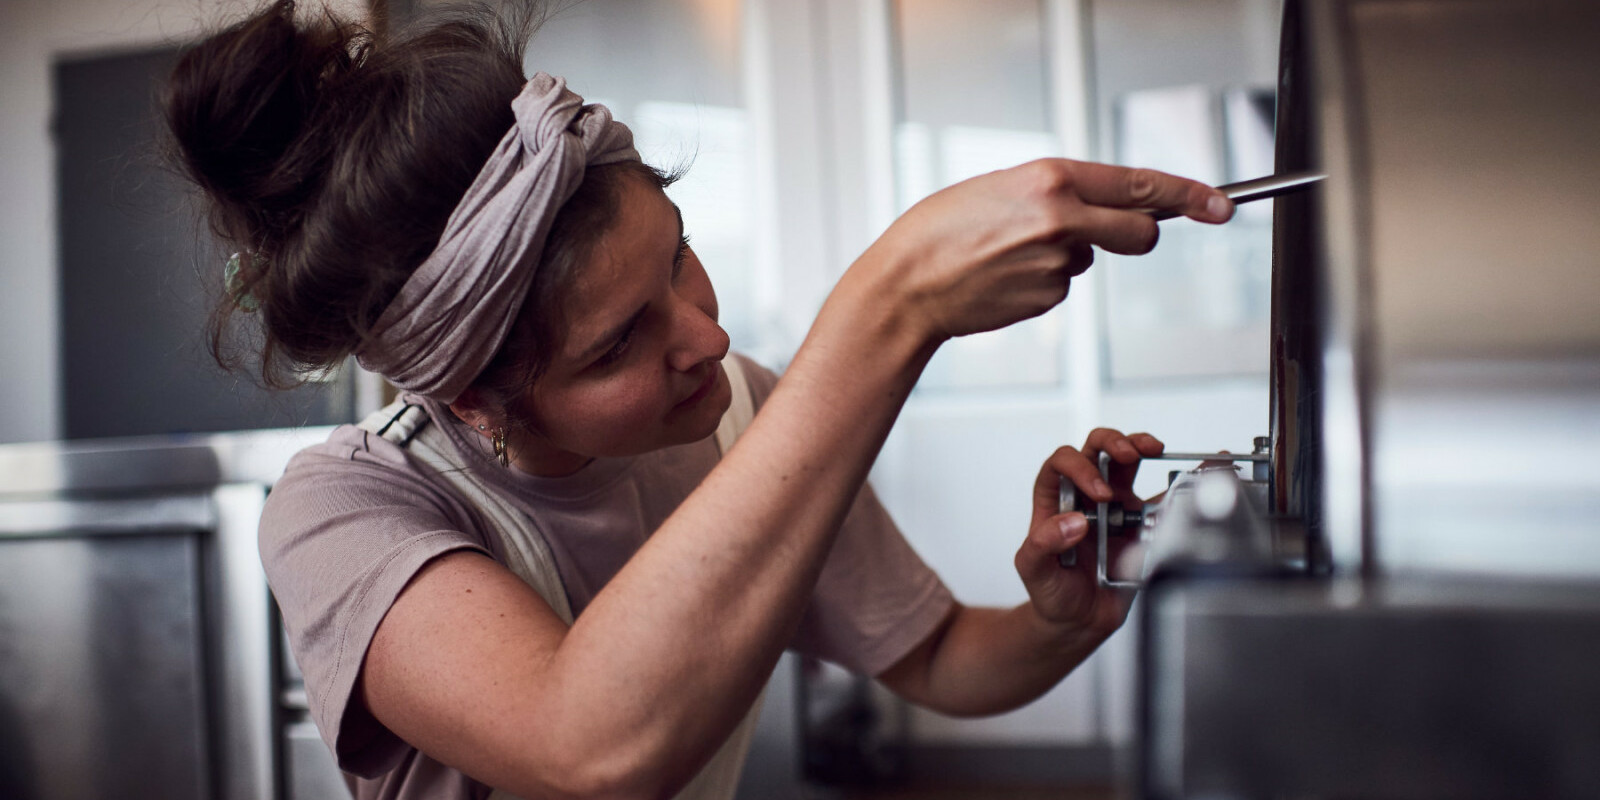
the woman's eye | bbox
[672,234,692,279]
[597,329,633,366]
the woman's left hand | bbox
[1013,428,1165,638]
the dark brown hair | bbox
[163,0,674,423]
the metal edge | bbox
[208,484,278,800]
[0,494,217,538]
[1307,0,1376,577]
[0,427,336,499]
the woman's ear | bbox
[448,389,496,440]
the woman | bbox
[165,2,1232,798]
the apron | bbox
[358,357,762,800]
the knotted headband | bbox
[355,72,640,402]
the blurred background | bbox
[26,0,1592,799]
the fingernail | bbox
[1060,516,1087,539]
[1093,479,1112,498]
[1207,193,1233,221]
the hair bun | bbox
[164,0,356,244]
[164,0,536,389]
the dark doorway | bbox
[55,47,354,440]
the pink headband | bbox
[355,72,640,402]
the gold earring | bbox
[492,428,510,468]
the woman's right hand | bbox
[852,158,1233,342]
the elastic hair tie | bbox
[224,252,262,313]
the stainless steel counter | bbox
[0,427,334,800]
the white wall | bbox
[0,0,364,445]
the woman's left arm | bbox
[877,428,1163,716]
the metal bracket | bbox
[1057,448,1271,587]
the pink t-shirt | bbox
[260,355,955,799]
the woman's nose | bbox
[667,301,729,373]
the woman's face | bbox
[510,174,732,475]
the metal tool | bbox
[1148,170,1326,221]
[1056,446,1271,588]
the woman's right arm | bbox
[359,159,1232,799]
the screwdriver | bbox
[1149,170,1327,221]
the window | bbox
[892,0,1063,391]
[526,0,765,355]
[1094,0,1280,382]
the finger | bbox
[1083,428,1152,500]
[1076,429,1119,502]
[1081,427,1125,457]
[1064,203,1163,256]
[1107,464,1143,504]
[1128,432,1165,458]
[1039,445,1113,506]
[1032,450,1066,519]
[1105,432,1149,489]
[1064,162,1233,223]
[1036,446,1112,511]
[1083,427,1141,466]
[1112,433,1165,504]
[1017,512,1090,583]
[1064,243,1095,278]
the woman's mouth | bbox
[674,367,719,410]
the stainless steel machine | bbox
[0,430,346,800]
[1109,1,1600,797]
[1,40,388,800]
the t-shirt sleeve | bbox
[795,482,957,675]
[260,428,494,778]
[734,354,957,676]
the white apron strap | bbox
[361,355,766,800]
[358,401,573,623]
